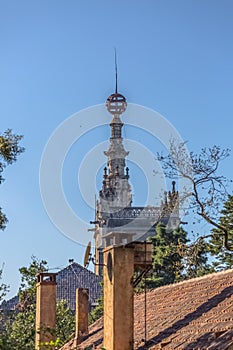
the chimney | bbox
[103,241,152,350]
[75,288,89,343]
[103,245,135,350]
[35,273,57,350]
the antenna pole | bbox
[115,48,118,93]
[95,194,96,221]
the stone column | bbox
[35,273,57,350]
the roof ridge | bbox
[58,262,100,278]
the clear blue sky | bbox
[1,0,233,298]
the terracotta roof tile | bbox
[60,269,233,349]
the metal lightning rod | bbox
[115,48,118,94]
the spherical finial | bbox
[106,93,127,115]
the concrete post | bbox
[35,273,57,350]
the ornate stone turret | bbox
[98,91,132,211]
[161,180,179,213]
[92,61,180,275]
[93,62,134,274]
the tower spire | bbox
[100,59,131,208]
[115,48,118,94]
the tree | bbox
[56,300,75,344]
[7,303,36,350]
[18,256,48,309]
[2,301,75,350]
[0,265,9,303]
[89,293,103,325]
[146,223,188,287]
[0,129,24,230]
[158,141,232,250]
[177,236,213,278]
[89,277,103,324]
[0,266,10,350]
[0,257,48,350]
[145,223,210,288]
[209,195,233,270]
[0,257,75,350]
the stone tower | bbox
[93,71,180,275]
[93,71,134,273]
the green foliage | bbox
[145,223,188,288]
[135,223,211,291]
[0,311,13,350]
[0,257,46,350]
[209,195,233,270]
[8,304,36,350]
[55,300,75,344]
[0,266,9,303]
[0,129,24,230]
[0,209,7,232]
[40,338,62,349]
[89,296,103,324]
[178,237,214,279]
[0,257,75,349]
[18,255,48,307]
[0,129,24,181]
[89,278,103,324]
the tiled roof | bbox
[1,263,102,311]
[61,269,233,349]
[57,263,102,310]
[0,295,19,311]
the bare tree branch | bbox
[158,140,232,250]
